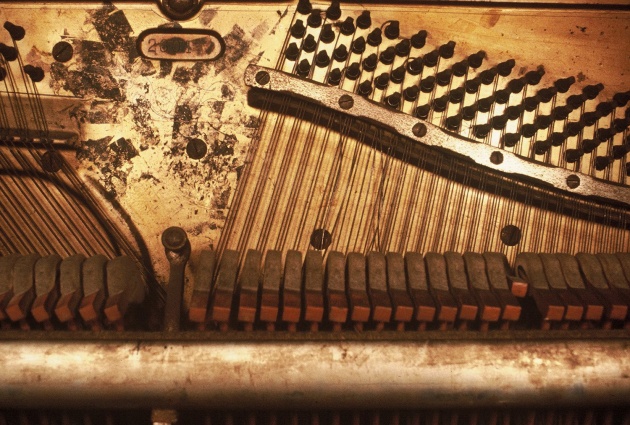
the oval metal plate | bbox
[137,28,225,61]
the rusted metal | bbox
[244,64,630,207]
[162,227,191,332]
[0,338,628,409]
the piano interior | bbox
[0,0,629,423]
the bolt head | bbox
[338,94,354,110]
[566,174,580,189]
[412,122,427,138]
[161,227,188,251]
[255,71,270,86]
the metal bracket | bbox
[244,65,630,208]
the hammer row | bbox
[0,254,145,330]
[189,249,630,331]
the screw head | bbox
[186,138,207,160]
[255,71,270,86]
[566,174,580,189]
[41,150,63,173]
[52,41,73,63]
[310,228,332,250]
[490,151,503,165]
[338,94,354,110]
[161,226,188,251]
[412,122,427,137]
[500,224,521,246]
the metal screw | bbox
[166,0,196,13]
[412,122,427,138]
[255,71,270,86]
[490,151,503,165]
[566,174,580,189]
[161,226,188,252]
[500,224,521,246]
[338,94,354,110]
[52,41,73,63]
[186,138,207,160]
[41,150,62,173]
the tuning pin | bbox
[473,124,491,138]
[582,83,604,100]
[358,80,373,97]
[565,122,584,137]
[384,21,400,40]
[320,24,335,43]
[432,95,448,112]
[297,0,312,14]
[452,60,468,77]
[507,78,525,94]
[415,104,431,119]
[385,92,402,109]
[374,73,390,90]
[503,133,520,147]
[324,1,341,20]
[581,111,601,127]
[565,148,584,163]
[521,123,539,138]
[523,96,539,112]
[328,68,342,86]
[340,17,355,36]
[462,105,478,121]
[307,10,322,28]
[534,140,552,154]
[595,156,612,171]
[581,138,600,153]
[356,11,371,29]
[351,37,366,54]
[525,66,545,85]
[612,137,630,159]
[367,28,382,46]
[445,114,462,131]
[362,53,377,71]
[290,20,306,38]
[410,30,428,49]
[379,46,395,65]
[566,94,585,110]
[497,59,516,77]
[285,42,300,61]
[438,41,455,59]
[477,95,495,113]
[596,127,615,142]
[549,132,566,147]
[345,62,361,80]
[403,85,420,101]
[435,69,452,86]
[536,87,557,103]
[495,89,510,105]
[395,39,410,57]
[491,114,508,130]
[464,77,481,94]
[390,65,406,84]
[315,50,330,67]
[0,43,18,61]
[505,105,522,120]
[303,34,317,53]
[423,49,439,67]
[448,87,464,104]
[613,91,630,107]
[333,45,348,62]
[536,114,552,129]
[595,102,614,117]
[24,65,44,83]
[613,118,630,133]
[479,68,497,85]
[552,106,570,121]
[419,76,435,93]
[3,21,25,41]
[296,59,311,76]
[468,51,485,69]
[406,57,423,76]
[554,76,575,93]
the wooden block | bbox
[303,250,324,323]
[210,250,239,324]
[188,250,215,324]
[425,253,458,323]
[347,252,370,323]
[31,254,62,323]
[6,254,40,322]
[367,252,392,323]
[282,250,302,324]
[326,251,348,324]
[79,255,108,324]
[386,252,414,323]
[238,249,262,324]
[260,250,282,323]
[405,252,436,323]
[104,256,145,323]
[0,254,20,321]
